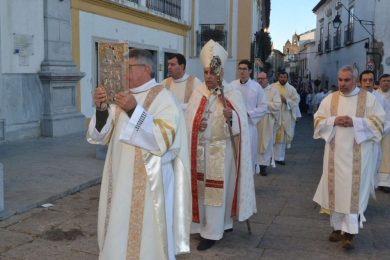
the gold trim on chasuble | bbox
[165,75,195,103]
[154,119,176,149]
[191,96,207,223]
[126,85,164,260]
[184,76,195,103]
[368,115,384,133]
[328,90,367,213]
[275,85,288,144]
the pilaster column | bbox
[38,0,85,136]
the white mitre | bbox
[200,39,228,68]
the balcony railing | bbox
[317,41,323,54]
[196,29,227,56]
[110,0,139,5]
[333,33,341,49]
[344,26,353,46]
[146,0,181,19]
[324,38,331,52]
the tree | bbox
[255,30,272,63]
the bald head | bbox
[257,72,268,88]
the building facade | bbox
[0,0,266,142]
[188,0,265,82]
[0,0,85,141]
[312,0,390,89]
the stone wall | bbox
[1,74,43,141]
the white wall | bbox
[0,0,44,73]
[375,0,390,74]
[313,0,378,87]
[79,11,185,117]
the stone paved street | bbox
[1,115,390,259]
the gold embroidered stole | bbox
[165,76,195,103]
[126,85,164,260]
[275,84,287,143]
[205,97,227,206]
[328,90,367,213]
[378,89,390,173]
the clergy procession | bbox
[83,34,390,259]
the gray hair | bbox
[339,65,358,79]
[129,48,156,78]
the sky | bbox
[269,0,319,51]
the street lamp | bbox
[332,0,379,76]
[332,0,375,44]
[332,14,342,30]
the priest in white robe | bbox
[87,49,191,260]
[359,71,390,192]
[230,60,268,174]
[313,66,385,250]
[376,73,390,191]
[186,40,256,251]
[162,53,202,111]
[271,71,300,165]
[256,72,281,176]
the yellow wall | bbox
[236,0,253,78]
[237,0,252,61]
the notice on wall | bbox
[13,34,34,67]
[98,42,129,103]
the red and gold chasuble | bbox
[190,94,241,223]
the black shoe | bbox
[197,238,216,251]
[275,160,286,165]
[342,233,354,250]
[260,166,267,176]
[225,228,233,233]
[328,230,343,242]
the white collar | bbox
[239,78,250,85]
[173,73,189,83]
[340,86,359,97]
[129,79,157,94]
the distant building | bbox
[283,33,299,55]
[283,30,316,88]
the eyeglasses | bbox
[238,67,249,71]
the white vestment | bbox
[375,89,390,187]
[257,85,282,166]
[313,87,385,233]
[186,82,256,240]
[231,79,268,171]
[87,79,191,260]
[162,73,202,111]
[271,82,300,161]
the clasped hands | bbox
[334,115,353,127]
[199,108,233,132]
[94,85,137,112]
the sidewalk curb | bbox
[0,177,101,221]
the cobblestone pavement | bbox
[1,115,390,259]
